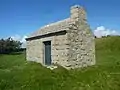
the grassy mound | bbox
[0,36,120,90]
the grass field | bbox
[0,36,120,90]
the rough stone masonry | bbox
[26,5,96,69]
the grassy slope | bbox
[0,36,120,90]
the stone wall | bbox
[52,34,69,67]
[66,5,95,69]
[26,33,69,67]
[26,39,44,63]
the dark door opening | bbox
[44,41,51,65]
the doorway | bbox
[44,41,51,65]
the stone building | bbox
[26,5,95,69]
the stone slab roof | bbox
[27,18,71,39]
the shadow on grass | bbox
[0,51,25,55]
[8,52,24,55]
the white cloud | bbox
[11,35,27,48]
[21,35,28,48]
[11,35,21,41]
[94,26,120,38]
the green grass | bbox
[0,36,120,90]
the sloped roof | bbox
[28,18,71,39]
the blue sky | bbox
[0,0,120,39]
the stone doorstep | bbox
[46,65,58,70]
